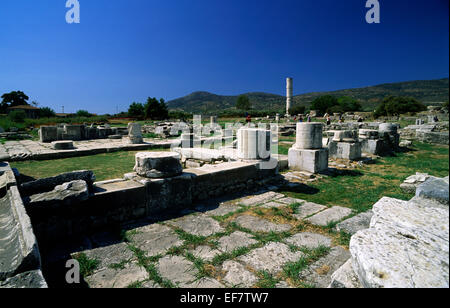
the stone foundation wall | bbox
[25,161,278,244]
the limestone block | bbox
[27,180,89,207]
[0,270,47,288]
[328,141,362,160]
[360,139,383,155]
[64,125,83,141]
[0,186,41,281]
[38,126,57,143]
[51,141,74,150]
[328,259,362,288]
[127,123,143,144]
[288,148,328,173]
[335,210,373,235]
[133,152,182,178]
[415,177,449,205]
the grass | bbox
[72,253,99,277]
[11,148,166,182]
[280,142,449,213]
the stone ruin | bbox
[1,115,449,289]
[288,123,328,173]
[39,123,128,143]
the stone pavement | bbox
[0,138,174,162]
[66,190,367,288]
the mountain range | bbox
[167,78,449,114]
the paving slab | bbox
[156,255,198,288]
[166,215,224,237]
[186,277,225,288]
[238,242,303,274]
[276,197,306,205]
[275,281,292,288]
[141,280,161,288]
[260,201,286,209]
[128,224,184,257]
[285,232,332,249]
[328,259,362,288]
[196,204,241,217]
[239,191,284,206]
[190,245,222,262]
[305,206,353,226]
[233,215,292,233]
[293,202,327,220]
[298,246,351,288]
[73,242,134,271]
[335,211,373,235]
[222,260,259,288]
[217,231,258,253]
[86,262,148,288]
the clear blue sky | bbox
[0,0,448,114]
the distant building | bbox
[55,113,74,118]
[7,105,40,119]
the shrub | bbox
[39,107,56,118]
[289,105,306,115]
[8,110,26,123]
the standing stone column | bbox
[286,78,293,115]
[128,123,143,144]
[288,123,328,173]
[237,128,271,160]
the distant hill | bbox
[167,78,449,114]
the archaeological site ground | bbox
[1,109,449,290]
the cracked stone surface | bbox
[128,224,184,256]
[238,242,303,274]
[293,202,327,220]
[86,262,148,288]
[196,204,241,217]
[74,242,135,271]
[276,197,306,205]
[233,215,292,233]
[285,232,332,249]
[190,245,221,262]
[156,255,198,288]
[222,260,258,288]
[217,231,257,253]
[298,246,350,288]
[305,206,353,226]
[166,215,224,237]
[239,191,284,206]
[260,201,286,209]
[335,210,373,235]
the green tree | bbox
[39,107,56,118]
[144,97,168,120]
[236,95,251,111]
[374,96,427,118]
[310,95,338,116]
[289,105,306,115]
[1,91,30,112]
[76,110,91,117]
[128,102,145,118]
[337,96,362,112]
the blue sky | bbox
[0,0,448,114]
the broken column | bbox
[328,130,362,160]
[358,129,383,155]
[288,123,328,173]
[134,152,183,178]
[128,123,143,144]
[237,128,271,160]
[379,123,400,150]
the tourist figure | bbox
[298,115,304,122]
[306,114,311,122]
[326,116,331,126]
[246,114,252,124]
